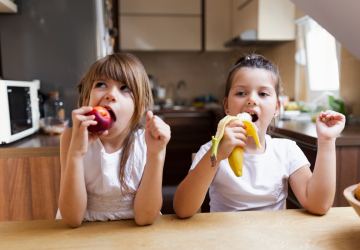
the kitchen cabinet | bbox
[0,134,61,221]
[205,0,231,51]
[155,109,218,213]
[0,0,17,13]
[120,0,201,15]
[119,0,202,51]
[155,110,217,186]
[232,0,295,41]
[272,120,360,208]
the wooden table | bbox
[1,207,359,249]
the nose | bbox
[104,87,117,102]
[246,92,258,106]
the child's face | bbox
[224,68,280,136]
[88,75,135,137]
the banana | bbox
[210,113,261,177]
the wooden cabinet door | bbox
[120,0,201,15]
[232,0,258,38]
[231,0,295,40]
[120,0,202,51]
[120,16,201,51]
[257,0,295,40]
[205,0,231,51]
[0,156,61,221]
[161,113,216,186]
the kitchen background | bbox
[1,0,360,218]
[2,0,360,119]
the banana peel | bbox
[210,113,261,177]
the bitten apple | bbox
[85,106,113,134]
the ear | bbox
[223,97,229,115]
[273,100,281,117]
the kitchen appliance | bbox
[0,80,40,144]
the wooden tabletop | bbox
[1,207,359,249]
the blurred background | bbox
[1,0,360,218]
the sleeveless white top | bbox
[56,130,147,221]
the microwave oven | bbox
[0,80,40,144]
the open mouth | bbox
[104,106,117,129]
[247,112,258,123]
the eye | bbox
[259,92,269,97]
[120,85,131,92]
[236,91,246,96]
[95,82,106,88]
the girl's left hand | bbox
[316,110,346,141]
[145,111,171,155]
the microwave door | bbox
[0,81,39,144]
[8,86,33,135]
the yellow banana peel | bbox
[210,113,261,177]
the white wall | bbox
[291,0,360,61]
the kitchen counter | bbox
[154,107,211,113]
[0,108,219,220]
[0,133,61,158]
[0,133,61,222]
[1,207,359,249]
[273,120,360,146]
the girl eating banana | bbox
[174,54,345,218]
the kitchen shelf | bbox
[0,0,17,13]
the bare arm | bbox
[58,128,87,227]
[289,141,336,215]
[289,111,345,215]
[133,111,171,225]
[58,107,107,227]
[173,149,220,218]
[174,120,247,218]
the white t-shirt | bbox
[56,129,147,221]
[190,134,310,212]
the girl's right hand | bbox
[216,120,247,161]
[69,106,108,157]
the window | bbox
[304,18,340,91]
[295,16,340,101]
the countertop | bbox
[1,207,359,249]
[153,107,213,114]
[0,108,218,155]
[3,116,360,156]
[273,120,360,146]
[0,133,61,158]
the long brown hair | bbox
[77,53,153,192]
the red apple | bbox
[85,106,113,134]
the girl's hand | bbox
[217,120,247,161]
[69,106,108,157]
[145,111,171,155]
[316,110,346,142]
